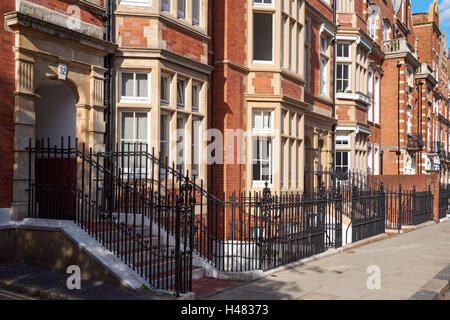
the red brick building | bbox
[210,0,336,195]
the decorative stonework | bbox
[17,0,104,39]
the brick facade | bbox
[0,0,15,208]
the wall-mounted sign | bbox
[58,63,68,80]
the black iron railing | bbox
[439,184,449,219]
[28,138,194,295]
[385,185,433,230]
[348,185,386,243]
[29,138,439,292]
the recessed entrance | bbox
[35,80,76,145]
[33,80,77,219]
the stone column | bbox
[11,50,36,221]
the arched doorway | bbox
[35,80,76,145]
[33,80,77,219]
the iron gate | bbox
[351,184,386,243]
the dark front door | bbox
[35,156,77,220]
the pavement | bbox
[201,220,450,300]
[0,264,177,300]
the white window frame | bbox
[367,142,373,175]
[336,133,350,145]
[252,136,273,187]
[374,144,380,175]
[119,111,151,175]
[368,70,373,122]
[252,110,274,134]
[374,74,380,124]
[336,63,351,92]
[336,151,349,181]
[337,43,351,60]
[253,0,273,7]
[120,0,152,7]
[253,12,274,64]
[289,22,293,70]
[119,71,151,103]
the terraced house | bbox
[413,2,450,182]
[115,0,211,186]
[0,0,449,299]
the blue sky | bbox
[412,0,450,49]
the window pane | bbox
[262,138,271,160]
[178,0,185,18]
[343,152,348,166]
[192,0,200,25]
[160,115,169,162]
[177,80,185,107]
[122,112,134,140]
[263,111,271,129]
[136,74,148,98]
[253,12,273,61]
[161,76,168,103]
[192,85,199,110]
[162,0,170,11]
[192,120,201,175]
[136,113,147,140]
[121,73,134,97]
[253,111,262,129]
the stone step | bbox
[121,246,173,264]
[108,237,160,253]
[95,226,154,241]
[148,267,206,289]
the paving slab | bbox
[205,221,450,300]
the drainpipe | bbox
[104,0,116,153]
[331,0,337,185]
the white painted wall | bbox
[35,82,76,146]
